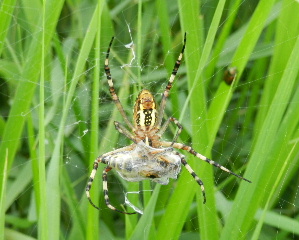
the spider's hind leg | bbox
[86,160,100,210]
[102,167,137,215]
[177,153,206,203]
[161,141,251,183]
[86,156,136,215]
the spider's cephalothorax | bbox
[134,89,157,129]
[86,33,251,215]
[133,89,159,146]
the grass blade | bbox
[221,33,299,240]
[37,2,49,239]
[0,0,17,54]
[0,0,64,208]
[46,3,101,239]
[0,149,8,240]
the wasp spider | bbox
[86,33,251,214]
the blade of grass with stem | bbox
[205,0,243,84]
[203,0,277,233]
[255,0,299,134]
[229,0,276,78]
[251,143,296,240]
[0,0,17,54]
[61,167,86,239]
[221,33,299,239]
[86,1,104,239]
[155,0,180,120]
[130,185,161,240]
[0,149,8,240]
[157,0,228,239]
[204,0,276,235]
[46,3,101,238]
[0,0,64,199]
[37,1,48,239]
[250,75,299,237]
[1,113,46,217]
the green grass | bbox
[1,0,299,239]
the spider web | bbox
[1,0,299,239]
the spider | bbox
[86,33,251,215]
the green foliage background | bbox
[1,0,299,239]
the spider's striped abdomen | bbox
[133,90,157,129]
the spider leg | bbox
[161,141,252,183]
[156,33,186,128]
[86,146,137,214]
[104,37,135,130]
[86,160,100,210]
[102,167,136,215]
[176,152,206,203]
[114,121,136,143]
[157,117,183,146]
